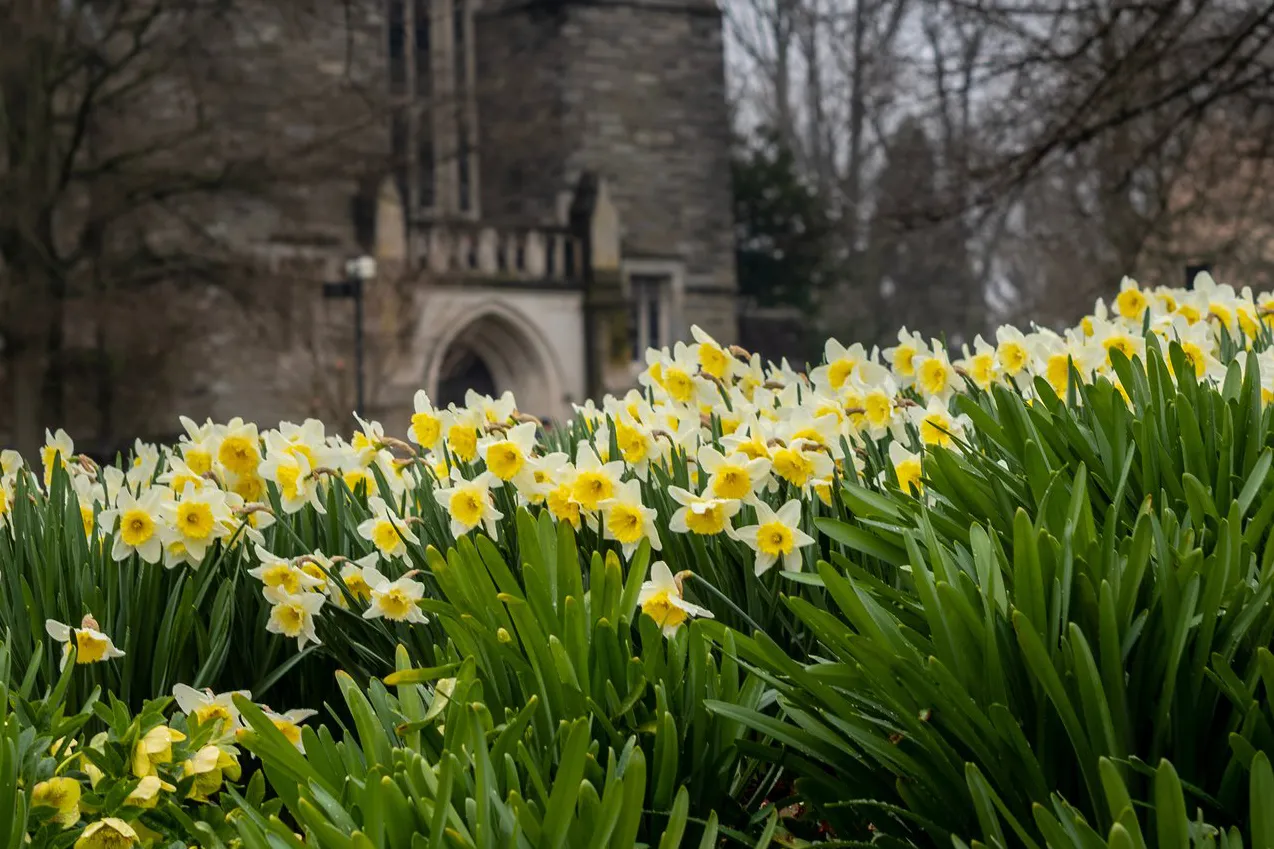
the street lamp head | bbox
[346,255,377,282]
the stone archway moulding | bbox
[423,300,568,419]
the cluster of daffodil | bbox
[6,273,1274,649]
[24,666,314,847]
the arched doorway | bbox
[428,309,559,418]
[436,344,497,409]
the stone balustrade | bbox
[411,222,581,282]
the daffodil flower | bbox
[809,338,867,392]
[173,684,251,738]
[212,418,258,475]
[330,552,380,608]
[887,442,924,495]
[260,431,326,515]
[442,406,484,462]
[768,440,834,491]
[409,390,444,450]
[465,387,517,425]
[478,421,538,485]
[357,496,420,558]
[569,443,626,512]
[882,327,928,383]
[41,428,75,488]
[251,707,317,752]
[691,324,734,381]
[263,586,325,650]
[732,500,815,575]
[667,486,740,536]
[636,561,712,637]
[98,486,166,563]
[45,615,125,670]
[248,545,324,595]
[432,470,503,537]
[913,346,958,402]
[698,445,770,500]
[602,412,658,480]
[904,398,969,449]
[161,482,232,563]
[601,479,661,557]
[360,566,429,624]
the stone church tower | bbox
[359,0,737,427]
[157,0,739,435]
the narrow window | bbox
[414,0,434,207]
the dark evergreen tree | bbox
[867,117,981,347]
[732,129,838,313]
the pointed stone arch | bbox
[424,302,565,419]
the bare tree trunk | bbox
[774,0,795,150]
[8,331,46,459]
[95,280,113,450]
[801,0,828,193]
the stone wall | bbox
[477,0,738,311]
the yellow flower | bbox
[444,411,481,462]
[183,745,225,801]
[248,545,323,595]
[771,446,816,488]
[131,725,186,778]
[909,399,963,449]
[45,616,125,670]
[637,561,712,637]
[566,444,625,512]
[888,442,923,495]
[601,480,661,557]
[124,775,174,809]
[662,367,696,403]
[41,429,75,488]
[667,486,741,537]
[546,483,582,528]
[698,445,769,500]
[692,326,732,380]
[915,352,954,399]
[228,472,266,503]
[183,446,212,475]
[357,496,420,558]
[32,776,81,827]
[248,708,317,753]
[338,558,376,605]
[733,500,815,575]
[360,566,429,624]
[1114,282,1148,320]
[479,422,537,482]
[432,471,503,537]
[74,818,138,849]
[217,421,260,476]
[264,587,326,650]
[173,684,250,738]
[410,391,443,448]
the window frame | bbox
[622,259,686,370]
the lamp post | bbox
[323,255,377,416]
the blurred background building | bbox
[0,0,740,456]
[4,0,1274,457]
